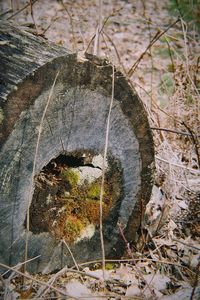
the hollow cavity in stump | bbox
[28,151,122,244]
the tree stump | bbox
[0,20,154,273]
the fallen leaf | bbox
[143,271,171,291]
[125,284,141,297]
[65,279,95,299]
[0,40,9,45]
[177,200,188,209]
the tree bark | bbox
[0,20,154,273]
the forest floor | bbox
[0,0,200,299]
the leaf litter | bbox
[0,0,200,299]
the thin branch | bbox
[181,122,200,169]
[41,16,60,36]
[85,8,122,54]
[62,239,84,282]
[0,9,12,17]
[156,156,200,174]
[151,127,200,137]
[99,63,115,281]
[93,0,103,56]
[2,255,40,277]
[35,265,99,299]
[190,260,200,300]
[29,0,37,31]
[173,238,200,251]
[102,30,127,76]
[0,262,72,298]
[127,17,180,77]
[7,0,39,20]
[60,0,77,51]
[117,222,155,297]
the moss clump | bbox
[87,182,101,199]
[61,168,80,186]
[64,215,84,241]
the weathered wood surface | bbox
[0,20,154,273]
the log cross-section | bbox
[0,20,154,273]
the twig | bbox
[0,9,12,17]
[73,257,194,271]
[181,121,200,169]
[24,71,60,272]
[99,63,115,281]
[29,0,37,31]
[85,8,122,54]
[102,30,127,75]
[128,17,180,77]
[93,0,103,56]
[6,0,38,20]
[0,262,72,298]
[151,127,200,137]
[165,36,175,74]
[181,18,200,98]
[41,16,60,36]
[60,0,77,51]
[190,260,200,300]
[156,156,200,174]
[62,239,84,283]
[117,222,156,298]
[173,239,200,251]
[2,255,41,277]
[85,14,110,54]
[35,265,100,299]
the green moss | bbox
[0,108,4,125]
[65,215,84,240]
[61,168,80,186]
[105,263,115,270]
[87,182,101,199]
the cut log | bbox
[0,20,154,274]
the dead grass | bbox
[0,0,199,299]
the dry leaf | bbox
[125,284,141,297]
[0,40,9,45]
[177,200,188,209]
[143,272,171,291]
[65,279,94,299]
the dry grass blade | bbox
[117,223,156,297]
[85,8,122,54]
[151,127,200,137]
[2,255,41,278]
[62,239,84,283]
[93,0,102,56]
[99,63,115,281]
[60,0,77,51]
[0,262,73,298]
[156,156,200,174]
[127,17,180,77]
[24,71,60,271]
[6,0,38,20]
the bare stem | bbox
[99,63,115,281]
[24,71,60,272]
[128,17,180,77]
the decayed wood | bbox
[0,20,154,273]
